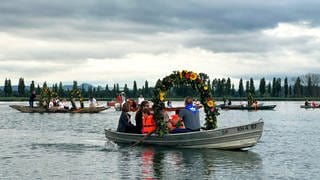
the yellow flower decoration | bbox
[178,71,183,79]
[190,72,197,80]
[159,91,165,101]
[203,85,208,91]
[207,100,215,107]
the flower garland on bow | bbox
[152,70,219,136]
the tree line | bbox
[1,73,320,99]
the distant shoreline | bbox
[0,97,317,102]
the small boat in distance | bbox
[300,105,320,109]
[105,120,264,150]
[9,105,110,113]
[220,104,276,110]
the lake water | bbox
[0,101,319,179]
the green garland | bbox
[70,89,84,108]
[39,87,59,108]
[152,70,220,136]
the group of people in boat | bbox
[305,100,319,107]
[47,96,98,109]
[117,96,201,134]
[48,98,70,109]
[114,92,143,111]
[28,90,99,109]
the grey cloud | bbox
[1,0,320,68]
[2,0,320,32]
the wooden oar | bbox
[130,130,155,148]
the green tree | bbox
[225,78,231,96]
[81,84,86,97]
[88,86,93,97]
[42,82,48,89]
[245,80,249,94]
[238,78,244,97]
[58,82,64,97]
[144,80,149,97]
[36,84,41,94]
[17,77,26,97]
[267,82,271,96]
[124,84,130,96]
[307,76,313,97]
[271,78,276,97]
[113,84,117,97]
[133,81,138,97]
[288,85,292,97]
[7,79,12,96]
[116,84,120,93]
[52,83,58,93]
[259,78,266,96]
[231,84,236,96]
[249,78,255,95]
[293,77,302,97]
[276,78,282,97]
[284,77,288,97]
[72,81,78,91]
[105,84,111,98]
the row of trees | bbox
[1,74,320,98]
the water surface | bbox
[0,101,319,179]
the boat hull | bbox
[9,105,109,113]
[221,105,276,110]
[105,120,264,150]
[300,105,320,109]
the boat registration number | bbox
[237,124,257,132]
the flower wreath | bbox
[39,87,59,108]
[70,89,84,108]
[151,70,219,136]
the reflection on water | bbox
[115,146,262,179]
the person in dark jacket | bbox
[134,101,150,134]
[29,91,36,108]
[117,102,136,133]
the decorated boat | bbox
[221,104,276,110]
[105,70,264,150]
[105,120,263,149]
[9,105,109,113]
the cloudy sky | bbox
[1,0,320,87]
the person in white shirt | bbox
[120,92,126,106]
[89,97,98,108]
[49,99,54,109]
[138,94,145,105]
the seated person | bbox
[135,101,150,134]
[178,96,201,132]
[311,101,317,107]
[141,108,156,134]
[62,99,69,109]
[305,100,309,106]
[167,114,189,134]
[88,97,98,108]
[117,102,136,133]
[251,100,258,108]
[48,99,55,109]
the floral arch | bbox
[151,70,220,136]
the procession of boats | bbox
[9,98,319,150]
[9,105,110,113]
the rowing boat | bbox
[105,120,263,150]
[300,105,320,109]
[220,105,276,110]
[9,105,110,113]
